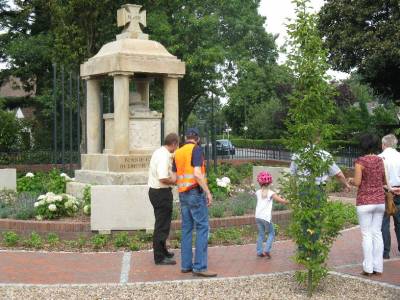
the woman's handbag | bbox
[385,190,397,216]
[383,160,398,216]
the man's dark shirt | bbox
[172,142,203,172]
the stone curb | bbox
[329,271,400,290]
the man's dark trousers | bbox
[382,194,400,257]
[149,187,173,263]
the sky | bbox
[258,0,349,80]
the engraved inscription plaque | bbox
[108,155,151,172]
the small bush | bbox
[44,169,67,194]
[0,192,36,219]
[231,203,246,216]
[77,236,87,249]
[34,192,80,220]
[330,201,358,225]
[326,179,343,193]
[273,223,280,236]
[17,175,44,194]
[14,192,37,219]
[209,204,225,218]
[47,233,60,246]
[0,205,13,218]
[0,190,16,205]
[24,232,43,249]
[14,209,36,220]
[64,240,78,248]
[135,231,153,243]
[129,239,141,251]
[82,185,91,215]
[113,232,130,248]
[91,234,108,249]
[3,231,20,247]
[17,169,69,195]
[171,206,179,220]
[210,228,242,244]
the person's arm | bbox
[159,174,176,185]
[328,159,351,191]
[272,193,289,205]
[335,171,351,191]
[348,163,363,187]
[392,187,400,195]
[191,146,213,206]
[194,167,213,206]
[158,155,177,185]
[166,159,178,185]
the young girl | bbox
[255,171,289,258]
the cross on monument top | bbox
[117,4,148,40]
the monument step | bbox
[75,169,148,185]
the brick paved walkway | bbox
[0,226,399,286]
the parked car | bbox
[216,139,235,155]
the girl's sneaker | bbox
[257,253,266,257]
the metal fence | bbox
[0,151,80,166]
[204,144,361,168]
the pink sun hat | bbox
[257,171,273,186]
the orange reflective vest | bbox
[175,143,206,193]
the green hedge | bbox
[230,138,284,148]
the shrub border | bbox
[0,210,292,239]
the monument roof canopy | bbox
[80,4,185,78]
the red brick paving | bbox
[0,226,399,286]
[130,242,301,282]
[0,252,122,284]
[337,260,400,286]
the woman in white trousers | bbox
[349,134,386,276]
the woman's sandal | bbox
[373,271,382,276]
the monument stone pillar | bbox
[86,78,102,154]
[112,72,131,154]
[135,79,150,109]
[69,3,185,232]
[163,76,180,135]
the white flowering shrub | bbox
[216,177,231,188]
[34,192,80,220]
[82,185,91,216]
[208,175,231,200]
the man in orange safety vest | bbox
[172,128,217,277]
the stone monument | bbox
[0,168,16,191]
[252,166,290,192]
[67,4,185,232]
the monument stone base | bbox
[81,153,151,173]
[91,185,155,231]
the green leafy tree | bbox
[1,0,278,132]
[283,0,344,296]
[333,75,398,139]
[318,0,400,103]
[246,98,285,139]
[0,0,54,92]
[0,99,23,151]
[224,63,291,133]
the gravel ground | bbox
[1,272,399,300]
